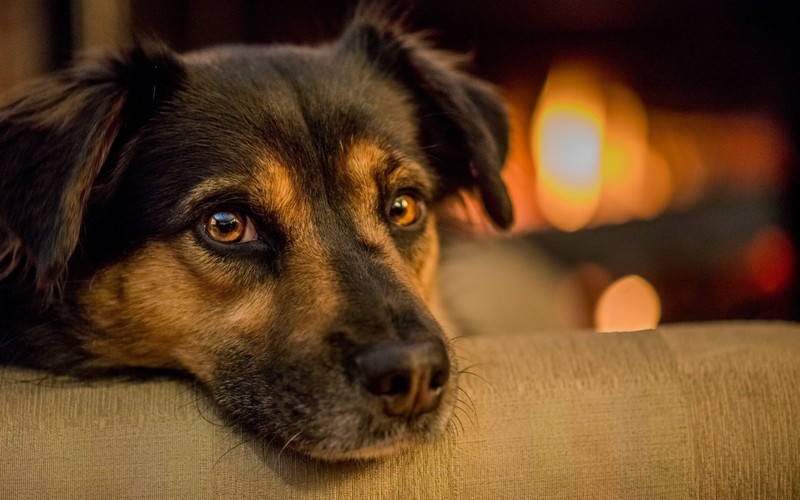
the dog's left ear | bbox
[339,13,514,229]
[0,42,185,291]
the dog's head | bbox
[0,13,511,460]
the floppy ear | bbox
[0,42,185,292]
[338,12,514,229]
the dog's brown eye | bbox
[389,193,424,227]
[205,210,257,244]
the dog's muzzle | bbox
[355,339,450,418]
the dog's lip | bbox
[276,379,458,462]
[210,373,457,461]
[208,333,459,461]
[300,438,418,461]
[287,419,448,462]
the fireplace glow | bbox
[531,66,604,231]
[530,64,678,231]
[594,274,661,332]
[745,226,796,296]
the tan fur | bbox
[81,236,272,379]
[340,141,390,247]
[81,154,345,380]
[340,141,438,299]
[81,140,441,384]
[0,13,511,462]
[252,155,315,235]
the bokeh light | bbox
[594,275,662,332]
[745,226,796,296]
[532,65,605,231]
[531,64,678,232]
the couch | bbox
[2,321,799,498]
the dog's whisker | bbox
[174,396,198,412]
[457,369,494,391]
[447,335,470,343]
[192,394,226,428]
[445,416,461,439]
[174,380,200,399]
[275,431,303,472]
[454,400,478,431]
[450,410,466,436]
[451,354,480,367]
[262,433,282,458]
[458,360,491,370]
[214,433,257,468]
[185,390,227,427]
[1,5,512,461]
[457,368,486,380]
[457,389,479,427]
[455,398,476,425]
[457,363,491,387]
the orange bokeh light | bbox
[594,275,662,332]
[531,66,605,231]
[531,64,675,232]
[745,226,796,296]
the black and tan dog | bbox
[0,11,512,460]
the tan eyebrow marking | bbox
[340,140,433,245]
[338,140,438,300]
[182,155,315,236]
[251,156,314,235]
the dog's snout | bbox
[356,340,450,418]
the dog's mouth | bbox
[208,336,458,461]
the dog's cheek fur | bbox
[409,216,440,303]
[338,140,441,305]
[205,229,450,459]
[2,12,508,459]
[77,235,280,380]
[76,218,345,377]
[208,309,457,460]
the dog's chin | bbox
[301,436,431,462]
[209,371,458,462]
[290,402,456,462]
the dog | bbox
[0,9,512,461]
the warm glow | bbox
[595,275,661,332]
[531,64,676,231]
[637,148,674,218]
[745,226,796,295]
[532,66,605,231]
[597,84,649,222]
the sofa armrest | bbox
[2,321,799,498]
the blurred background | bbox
[1,0,797,333]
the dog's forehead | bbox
[142,46,433,216]
[173,46,420,159]
[119,43,438,242]
[178,138,434,238]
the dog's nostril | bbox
[388,373,410,395]
[371,371,411,396]
[430,369,449,390]
[356,340,450,418]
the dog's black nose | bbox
[356,340,450,418]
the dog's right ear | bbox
[0,42,185,293]
[338,9,514,230]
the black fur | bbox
[0,11,511,459]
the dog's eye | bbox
[205,210,257,244]
[388,193,425,228]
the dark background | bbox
[4,0,797,327]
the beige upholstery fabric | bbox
[2,321,799,499]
